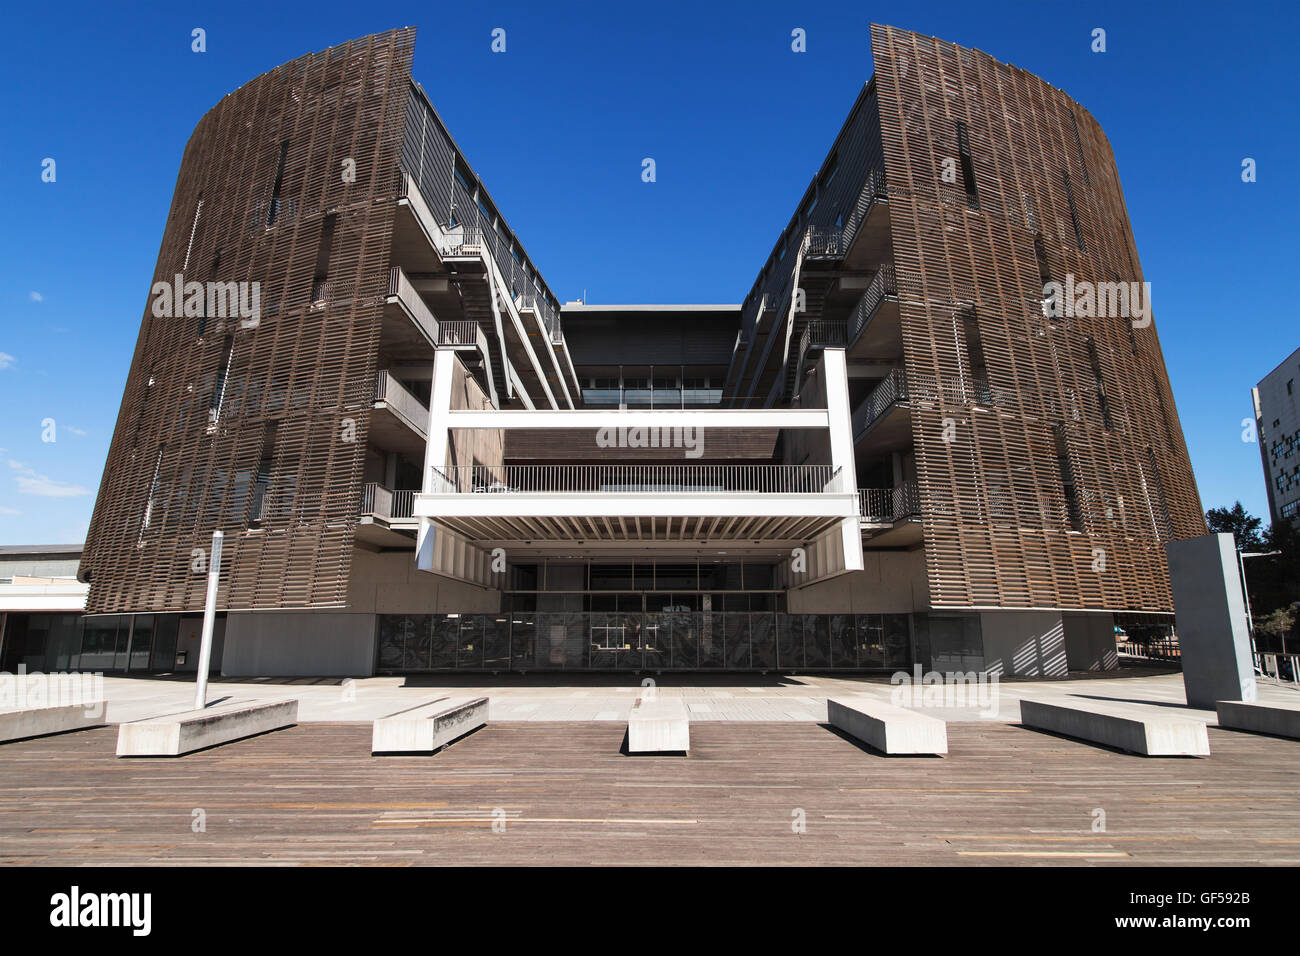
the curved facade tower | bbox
[83,28,420,613]
[76,25,1204,677]
[867,23,1205,610]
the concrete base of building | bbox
[1019,698,1210,756]
[627,697,689,753]
[115,699,298,757]
[371,697,489,753]
[827,696,947,754]
[1216,699,1300,740]
[0,703,104,743]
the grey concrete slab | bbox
[371,696,488,753]
[0,704,104,744]
[1216,698,1300,739]
[116,698,298,757]
[1019,698,1209,756]
[627,697,689,753]
[827,696,948,754]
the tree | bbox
[1205,501,1263,552]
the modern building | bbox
[1252,346,1300,528]
[73,24,1206,678]
[0,545,87,672]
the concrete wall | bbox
[978,611,1068,677]
[1063,612,1119,671]
[175,615,225,673]
[221,611,374,677]
[786,549,928,614]
[348,548,500,615]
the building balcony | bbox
[852,367,913,453]
[858,480,923,548]
[846,264,900,361]
[415,462,858,551]
[799,169,891,268]
[357,482,418,547]
[370,370,428,456]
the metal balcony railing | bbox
[858,480,920,523]
[373,371,428,434]
[804,224,844,259]
[841,168,887,251]
[848,263,898,344]
[436,320,481,347]
[426,464,840,495]
[360,483,416,521]
[852,368,910,436]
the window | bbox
[961,309,990,404]
[311,214,337,301]
[1063,170,1084,250]
[1054,427,1083,531]
[453,165,472,193]
[183,194,203,271]
[249,422,279,524]
[267,141,290,226]
[208,335,234,427]
[1288,379,1294,396]
[1085,336,1113,430]
[956,121,978,208]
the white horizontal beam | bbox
[415,492,858,520]
[442,408,830,429]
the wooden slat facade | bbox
[869,24,1205,612]
[82,28,418,612]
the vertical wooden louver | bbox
[868,24,1205,612]
[81,28,418,613]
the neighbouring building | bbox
[1252,346,1300,529]
[69,24,1205,678]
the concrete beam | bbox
[116,699,298,757]
[627,696,689,753]
[372,697,489,753]
[0,703,104,744]
[828,697,948,755]
[442,408,830,429]
[1216,699,1300,740]
[1019,698,1209,756]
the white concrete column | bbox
[417,349,456,570]
[822,348,863,572]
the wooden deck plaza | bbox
[0,721,1297,866]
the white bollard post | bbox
[194,530,223,710]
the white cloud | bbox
[0,353,14,370]
[65,426,88,437]
[0,506,20,515]
[8,460,91,498]
[29,291,43,302]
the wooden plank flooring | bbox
[0,722,1296,866]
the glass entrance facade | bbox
[375,611,914,672]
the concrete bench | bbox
[116,699,298,757]
[1216,699,1300,740]
[1019,698,1209,756]
[828,696,948,755]
[371,696,489,754]
[627,696,689,753]
[0,703,105,744]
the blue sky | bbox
[0,0,1296,543]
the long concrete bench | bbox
[0,703,105,744]
[371,696,489,754]
[827,696,948,755]
[627,696,689,753]
[1216,699,1300,740]
[116,699,298,757]
[1019,698,1209,756]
